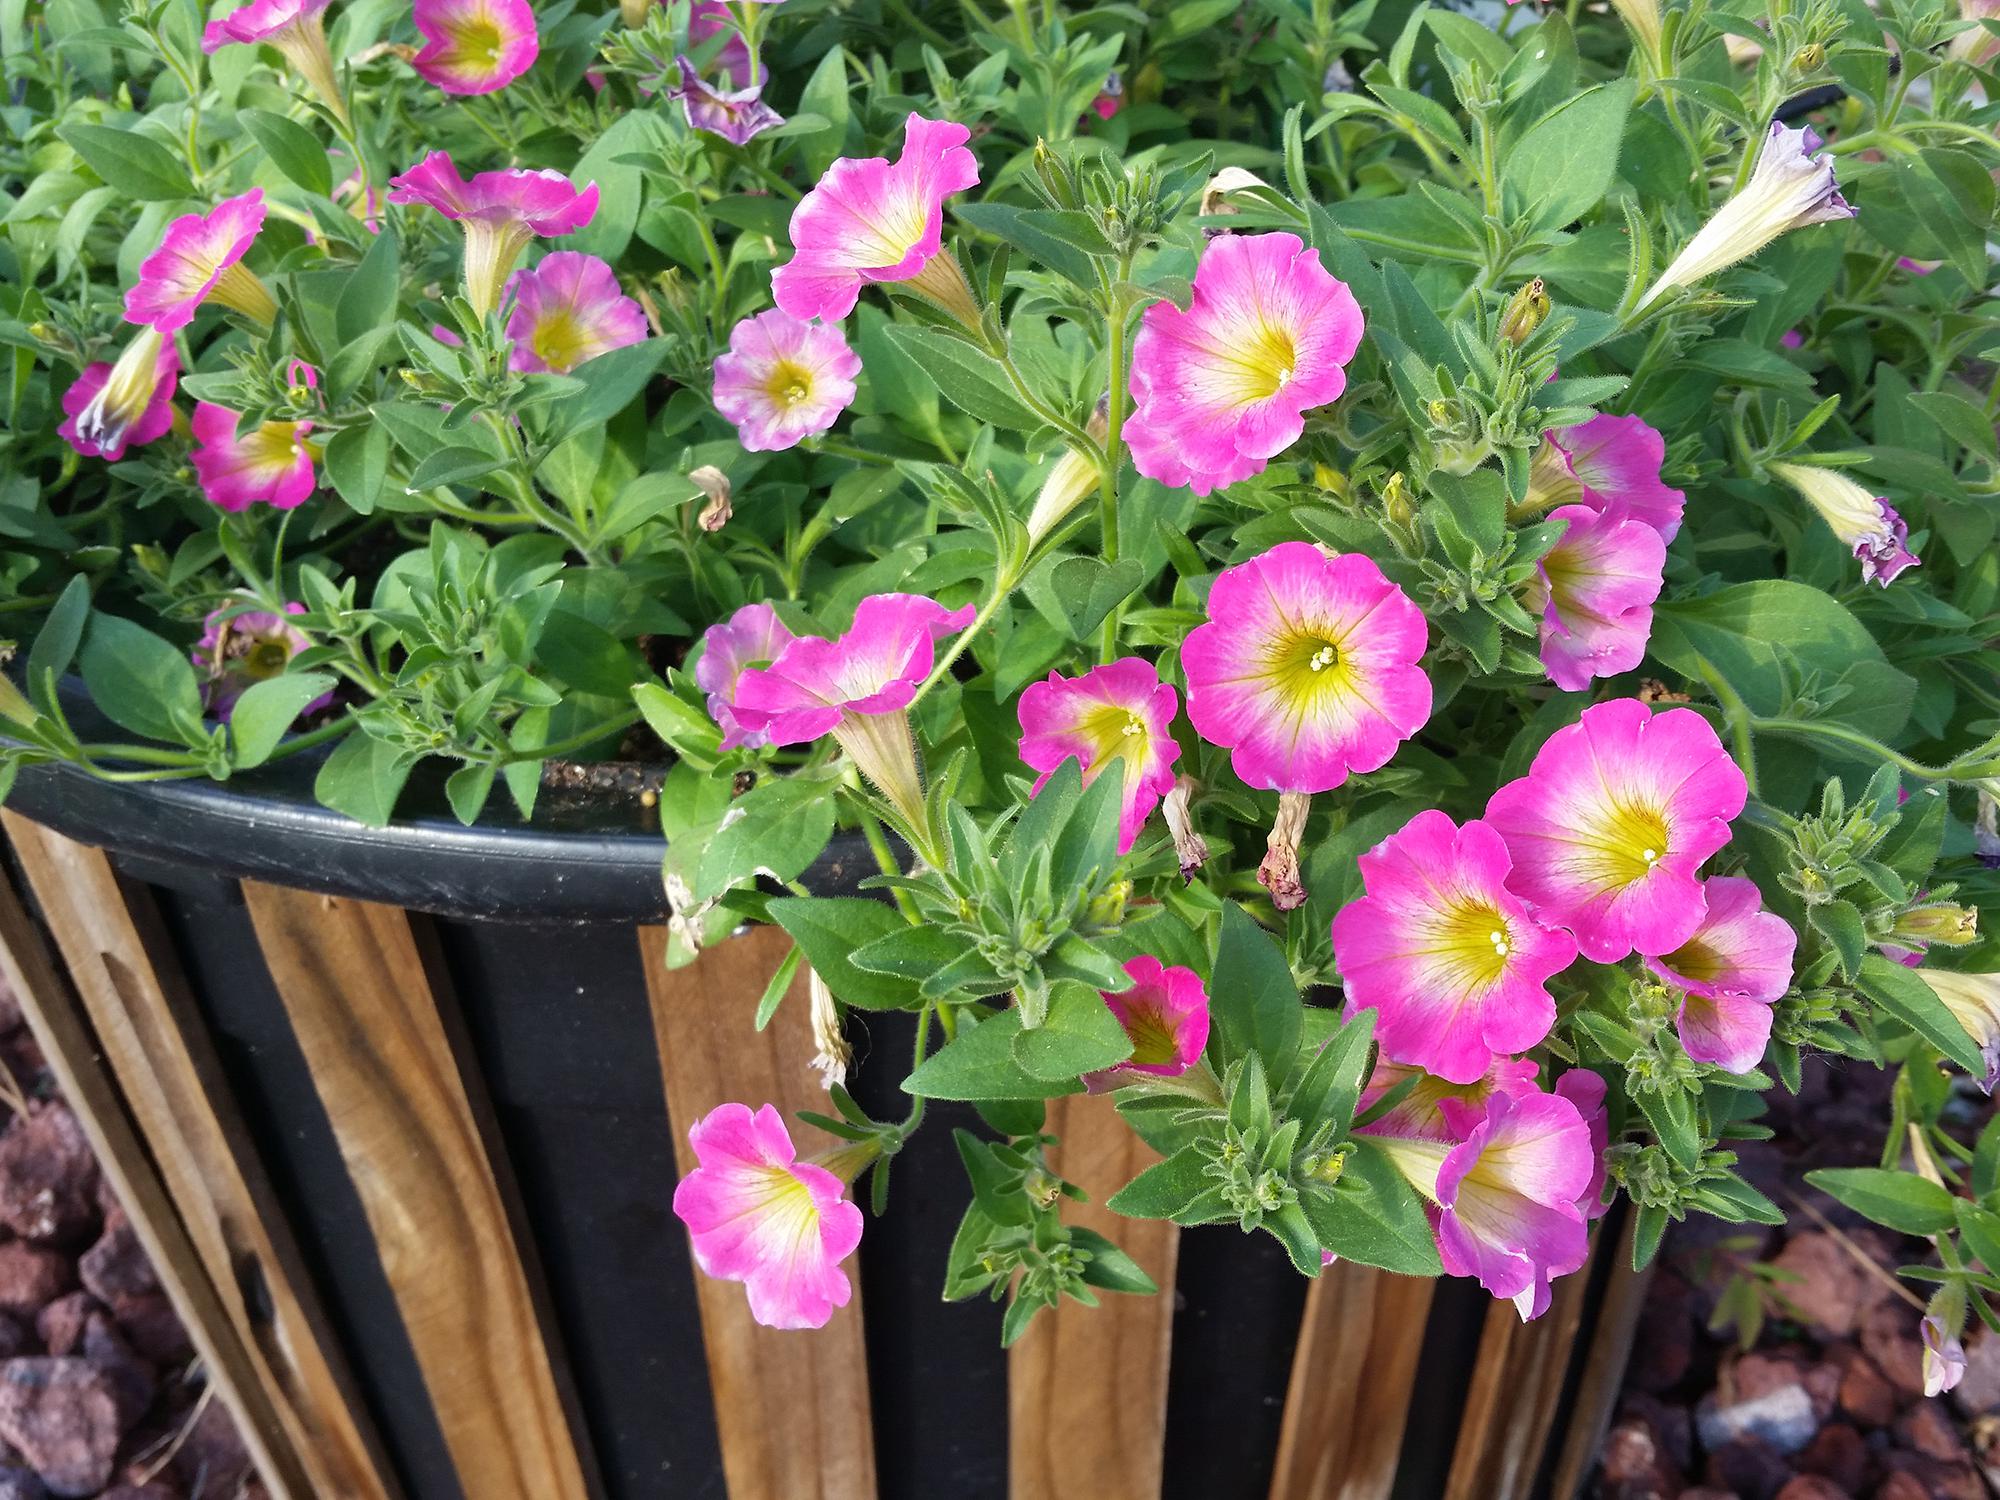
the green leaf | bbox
[1298,1140,1442,1275]
[1803,1166,1956,1236]
[406,446,507,492]
[78,613,205,744]
[1287,1008,1375,1136]
[238,108,332,196]
[850,924,966,978]
[1503,80,1635,231]
[882,325,1044,433]
[903,1010,1085,1100]
[1011,981,1131,1081]
[25,575,91,710]
[313,732,414,827]
[1209,902,1302,1085]
[767,896,917,1010]
[953,201,1103,287]
[694,778,836,902]
[57,123,193,201]
[1070,1227,1158,1295]
[323,424,389,514]
[444,762,495,826]
[227,673,335,769]
[1809,899,1868,981]
[1956,1200,2000,1273]
[1106,1143,1211,1220]
[335,224,402,345]
[754,944,803,1030]
[537,339,667,446]
[1858,955,1983,1075]
[1635,1085,1700,1169]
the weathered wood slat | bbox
[1266,1264,1437,1500]
[1549,1221,1653,1500]
[242,881,593,1500]
[2,817,398,1500]
[0,855,318,1499]
[638,924,877,1500]
[1008,1092,1178,1500]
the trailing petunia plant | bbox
[4,0,2000,1347]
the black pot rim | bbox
[6,681,870,925]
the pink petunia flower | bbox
[1770,462,1919,586]
[728,594,974,833]
[192,602,333,721]
[1643,875,1795,1073]
[388,151,600,320]
[673,56,783,143]
[695,602,796,752]
[201,0,348,119]
[1089,71,1124,120]
[1552,1068,1610,1230]
[1333,811,1577,1085]
[1371,1087,1595,1320]
[1123,232,1364,496]
[1485,698,1747,963]
[671,1102,864,1330]
[688,0,753,85]
[504,252,648,374]
[411,0,539,94]
[1532,413,1686,542]
[1080,955,1210,1092]
[711,309,861,452]
[1924,1315,1968,1397]
[1529,501,1666,693]
[123,191,275,333]
[1184,542,1430,910]
[190,404,318,512]
[1357,1054,1541,1143]
[1016,657,1181,855]
[1918,971,2000,1092]
[59,328,178,461]
[771,113,981,325]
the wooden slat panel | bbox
[638,924,876,1500]
[242,881,592,1500]
[1441,1235,1599,1500]
[1267,1264,1437,1500]
[0,856,317,1500]
[1548,1221,1653,1500]
[2,817,398,1500]
[1008,1092,1179,1500]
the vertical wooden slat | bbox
[1548,1221,1653,1500]
[1,818,398,1500]
[639,924,877,1500]
[241,881,593,1500]
[1266,1264,1437,1500]
[0,858,318,1500]
[1441,1235,1599,1500]
[1008,1092,1179,1500]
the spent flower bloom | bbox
[1643,876,1795,1073]
[1769,461,1919,586]
[711,309,861,452]
[1123,232,1364,496]
[673,56,783,143]
[1017,657,1182,855]
[1080,956,1211,1092]
[1485,699,1748,962]
[1528,501,1667,693]
[1332,811,1576,1085]
[729,594,975,833]
[388,152,600,321]
[687,0,753,84]
[1641,122,1854,306]
[192,603,332,721]
[695,602,796,752]
[59,328,179,462]
[411,0,540,94]
[504,252,649,374]
[772,114,982,325]
[202,0,348,122]
[671,1102,864,1330]
[124,191,276,333]
[1918,971,2000,1091]
[190,404,318,512]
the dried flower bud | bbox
[1162,778,1211,883]
[691,465,733,532]
[1497,278,1551,345]
[1381,471,1417,530]
[808,966,852,1090]
[1258,791,1312,912]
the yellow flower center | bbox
[1222,320,1299,403]
[530,310,593,374]
[764,360,815,408]
[1267,629,1349,707]
[1425,900,1516,991]
[1081,705,1149,766]
[452,14,505,67]
[1587,801,1671,889]
[1122,999,1181,1067]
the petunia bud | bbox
[1769,461,1918,586]
[1610,0,1664,64]
[1892,904,1978,949]
[1497,278,1551,345]
[1199,167,1270,232]
[1381,471,1418,530]
[1792,42,1826,72]
[1025,401,1110,545]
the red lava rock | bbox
[1632,1271,1699,1393]
[1800,1422,1870,1492]
[1860,1304,1927,1402]
[1874,1474,1927,1500]
[79,1210,156,1307]
[1706,1434,1794,1500]
[1949,1328,2000,1418]
[80,1314,153,1433]
[0,1320,30,1366]
[0,1110,98,1248]
[1602,1415,1683,1498]
[1896,1400,1969,1464]
[1770,1234,1889,1341]
[0,1249,73,1325]
[0,1469,43,1500]
[1776,1478,1852,1500]
[32,1299,95,1361]
[109,1298,188,1369]
[1875,1451,1985,1500]
[170,1399,251,1496]
[1836,1351,1900,1427]
[99,1485,179,1500]
[1623,1392,1696,1472]
[0,1358,122,1497]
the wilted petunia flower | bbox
[124,191,276,333]
[1918,970,2000,1091]
[504,252,649,374]
[388,152,599,321]
[191,405,318,512]
[411,0,540,94]
[192,603,333,721]
[60,330,179,462]
[1769,461,1920,586]
[1017,657,1182,855]
[673,55,783,143]
[711,309,861,452]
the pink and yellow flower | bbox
[1081,956,1211,1092]
[674,56,783,143]
[411,0,539,94]
[1918,971,2000,1092]
[771,113,981,325]
[1485,698,1748,963]
[1123,232,1364,496]
[695,602,796,752]
[711,309,861,452]
[728,594,974,831]
[388,152,599,321]
[1357,1054,1542,1143]
[59,329,178,461]
[193,602,333,721]
[671,1102,864,1330]
[1552,1068,1610,1231]
[1528,501,1666,693]
[1333,811,1577,1085]
[1527,413,1685,542]
[1016,657,1181,855]
[190,403,318,512]
[1643,875,1795,1073]
[1770,461,1919,586]
[504,252,648,374]
[201,0,347,121]
[123,191,276,333]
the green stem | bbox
[496,709,643,765]
[910,567,1016,706]
[1096,255,1134,666]
[900,1002,934,1133]
[1745,715,1977,783]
